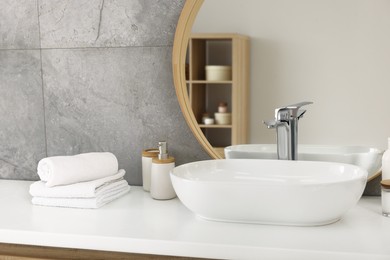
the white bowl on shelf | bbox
[205,66,232,81]
[214,113,231,125]
[203,118,215,125]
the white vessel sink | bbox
[225,144,382,181]
[171,159,367,226]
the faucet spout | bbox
[264,101,313,160]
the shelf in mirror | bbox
[199,124,232,128]
[186,80,232,84]
[179,32,249,158]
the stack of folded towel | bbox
[29,152,130,209]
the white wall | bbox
[193,0,390,150]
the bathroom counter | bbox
[0,180,390,260]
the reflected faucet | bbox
[263,101,313,160]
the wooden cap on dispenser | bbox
[152,157,175,164]
[142,149,159,158]
[381,179,390,189]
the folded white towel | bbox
[30,169,126,198]
[31,183,130,209]
[37,152,119,187]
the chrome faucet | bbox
[263,101,313,160]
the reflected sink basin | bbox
[225,144,382,181]
[171,159,367,226]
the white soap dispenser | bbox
[382,138,390,180]
[150,141,176,200]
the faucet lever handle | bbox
[285,101,313,110]
[275,101,313,120]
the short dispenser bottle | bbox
[141,148,159,191]
[382,138,390,180]
[150,141,176,200]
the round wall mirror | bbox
[173,0,390,182]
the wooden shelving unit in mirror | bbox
[186,33,250,158]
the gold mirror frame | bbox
[172,0,221,158]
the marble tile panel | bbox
[42,46,208,185]
[39,0,185,48]
[0,0,40,49]
[0,50,46,180]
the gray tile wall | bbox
[0,0,210,184]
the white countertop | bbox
[0,179,390,260]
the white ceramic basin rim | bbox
[171,159,367,226]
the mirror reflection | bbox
[191,0,390,151]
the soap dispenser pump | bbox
[150,141,176,200]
